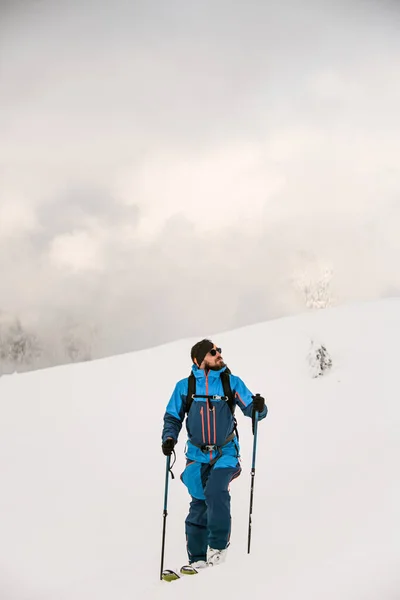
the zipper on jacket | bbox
[205,371,211,444]
[213,407,216,444]
[200,407,206,444]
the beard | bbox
[208,359,226,371]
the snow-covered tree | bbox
[308,339,333,378]
[294,264,335,310]
[0,318,42,373]
[0,312,99,374]
[61,320,97,363]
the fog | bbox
[0,0,399,367]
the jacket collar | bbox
[191,364,227,380]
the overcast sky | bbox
[1,0,399,357]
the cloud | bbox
[0,195,38,239]
[0,0,400,364]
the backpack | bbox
[185,368,239,441]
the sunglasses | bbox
[209,347,222,356]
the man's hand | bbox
[162,438,176,456]
[252,394,265,413]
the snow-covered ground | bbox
[0,299,399,600]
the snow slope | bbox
[0,300,399,600]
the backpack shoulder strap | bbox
[220,368,235,414]
[185,372,196,414]
[221,368,239,441]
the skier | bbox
[161,339,267,572]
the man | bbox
[161,339,267,571]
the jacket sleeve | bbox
[230,374,268,421]
[162,380,187,443]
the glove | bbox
[252,394,265,413]
[162,438,176,456]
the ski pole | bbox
[160,455,170,579]
[160,452,175,580]
[247,396,260,554]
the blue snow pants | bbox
[181,460,242,563]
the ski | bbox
[161,569,180,582]
[162,564,202,582]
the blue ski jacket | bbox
[162,365,267,465]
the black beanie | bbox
[191,339,214,367]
